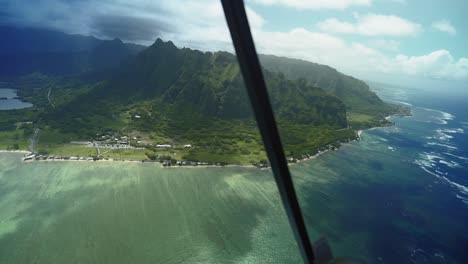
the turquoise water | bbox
[1,84,467,263]
[0,155,303,263]
[0,88,33,110]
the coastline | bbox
[0,150,30,154]
[0,128,369,169]
[0,112,410,169]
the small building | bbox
[156,144,172,148]
[134,115,141,119]
[183,144,192,148]
[24,153,36,160]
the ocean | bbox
[0,83,467,263]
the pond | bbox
[0,88,33,110]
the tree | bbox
[145,150,157,160]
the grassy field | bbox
[101,149,148,160]
[347,112,390,130]
[36,144,98,157]
[347,112,374,123]
[0,130,30,150]
[36,144,149,160]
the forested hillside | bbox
[0,28,403,164]
[259,54,394,116]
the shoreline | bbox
[0,131,365,169]
[0,150,30,154]
[0,113,410,169]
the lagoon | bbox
[0,88,33,110]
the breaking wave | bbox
[415,107,455,125]
[427,128,464,142]
[414,152,468,199]
[443,152,468,162]
[426,142,458,150]
[388,99,413,107]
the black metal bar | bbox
[220,1,315,263]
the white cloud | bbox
[317,13,422,36]
[128,3,468,80]
[251,0,372,10]
[249,23,467,80]
[6,0,466,80]
[246,6,266,29]
[431,20,457,35]
[396,50,468,79]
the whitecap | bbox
[439,128,464,134]
[415,162,441,177]
[456,194,468,205]
[415,107,455,125]
[416,162,468,196]
[426,142,458,150]
[438,159,461,168]
[414,152,441,169]
[414,153,468,196]
[388,100,413,107]
[413,152,463,170]
[443,152,468,161]
[434,129,454,141]
[442,176,468,195]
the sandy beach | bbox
[0,149,30,154]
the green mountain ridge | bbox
[258,54,393,116]
[1,36,401,164]
[99,39,347,127]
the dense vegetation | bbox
[259,54,397,118]
[0,28,403,164]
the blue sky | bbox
[250,0,468,58]
[1,0,467,84]
[244,0,468,83]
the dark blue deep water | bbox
[294,83,468,263]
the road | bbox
[29,128,40,153]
